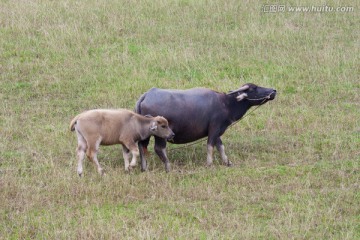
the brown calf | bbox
[70,109,174,176]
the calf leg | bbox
[154,136,170,172]
[129,144,139,169]
[139,137,150,172]
[215,138,232,166]
[122,145,131,172]
[75,130,87,177]
[86,137,104,176]
[122,141,139,171]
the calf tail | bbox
[135,92,147,114]
[69,115,79,132]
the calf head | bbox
[231,83,276,106]
[150,116,175,140]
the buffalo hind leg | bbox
[154,136,170,172]
[216,138,232,166]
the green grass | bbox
[1,0,359,238]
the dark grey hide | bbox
[135,83,276,172]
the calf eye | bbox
[161,125,166,128]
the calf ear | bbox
[236,93,247,101]
[150,121,158,131]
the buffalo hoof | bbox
[141,162,147,172]
[165,162,171,173]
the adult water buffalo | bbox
[135,83,276,172]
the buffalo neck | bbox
[226,95,252,122]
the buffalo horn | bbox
[228,84,249,95]
[235,85,249,92]
[236,93,248,101]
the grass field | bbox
[1,0,359,238]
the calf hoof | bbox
[206,158,214,167]
[220,159,233,167]
[125,166,134,172]
[98,168,105,176]
[129,163,137,168]
[78,172,83,177]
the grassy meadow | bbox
[1,0,359,238]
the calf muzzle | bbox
[167,132,175,141]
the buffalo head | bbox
[230,83,276,106]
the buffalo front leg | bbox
[215,138,232,166]
[207,126,227,166]
[154,136,170,172]
[206,133,218,166]
[206,144,214,166]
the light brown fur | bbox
[70,109,174,176]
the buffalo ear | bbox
[150,121,158,131]
[236,93,247,101]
